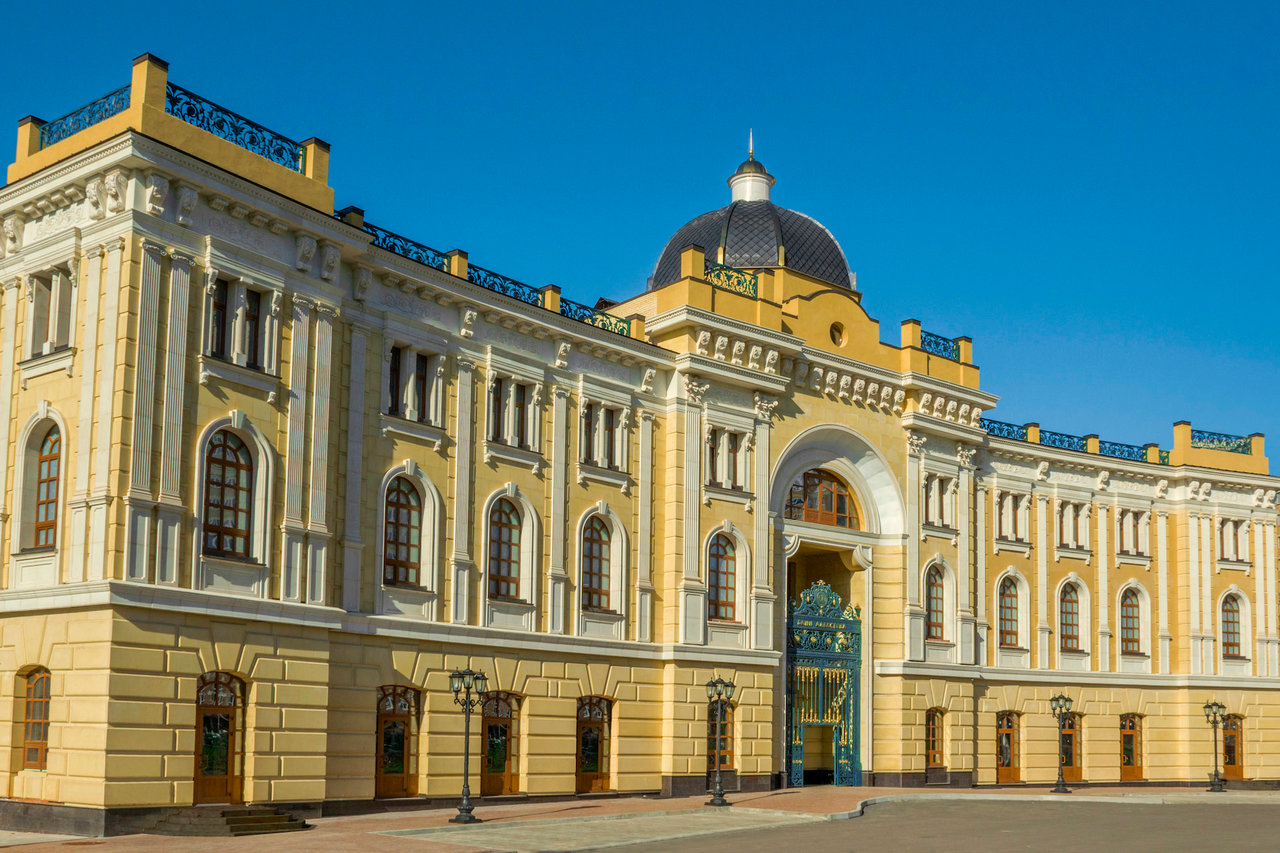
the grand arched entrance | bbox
[787,581,862,786]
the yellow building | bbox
[0,54,1277,833]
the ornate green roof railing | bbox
[466,264,543,308]
[1039,429,1088,453]
[361,221,450,272]
[165,83,306,172]
[560,297,630,336]
[980,418,1028,441]
[1099,440,1147,462]
[919,330,960,361]
[37,85,131,150]
[1159,450,1171,465]
[1190,429,1252,455]
[704,261,758,298]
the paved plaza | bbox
[8,787,1280,851]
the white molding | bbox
[577,462,633,495]
[875,658,1280,689]
[17,347,74,388]
[197,354,283,399]
[342,327,368,613]
[483,440,542,473]
[191,413,276,588]
[379,414,446,451]
[479,484,541,631]
[11,405,69,557]
[572,501,629,642]
[375,463,444,620]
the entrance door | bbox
[1223,715,1244,780]
[193,672,243,805]
[996,712,1019,783]
[576,697,611,793]
[375,685,418,798]
[1120,715,1142,781]
[481,692,520,796]
[1060,714,1082,783]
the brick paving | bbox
[11,786,1280,851]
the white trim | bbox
[703,520,751,647]
[479,484,541,631]
[1115,579,1153,673]
[1217,585,1253,676]
[921,557,956,653]
[993,567,1031,668]
[1053,573,1093,662]
[375,463,445,621]
[11,405,69,560]
[573,501,629,641]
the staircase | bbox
[146,806,309,836]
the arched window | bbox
[925,567,945,640]
[785,469,861,529]
[488,498,522,600]
[999,578,1019,648]
[1222,595,1242,657]
[481,692,521,796]
[383,476,422,585]
[1060,584,1080,651]
[925,708,944,768]
[203,430,253,559]
[581,516,611,611]
[1120,589,1141,654]
[34,426,60,548]
[707,698,734,778]
[708,534,736,622]
[22,668,50,770]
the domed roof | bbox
[648,156,853,291]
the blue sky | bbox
[9,2,1279,455]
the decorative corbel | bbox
[145,172,170,216]
[318,241,340,281]
[175,183,199,227]
[295,234,317,270]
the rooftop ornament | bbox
[36,85,131,150]
[361,221,450,272]
[919,330,960,362]
[1190,429,1252,455]
[165,83,306,172]
[1099,440,1147,462]
[465,264,543,308]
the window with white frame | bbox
[1057,500,1090,549]
[580,400,629,471]
[487,374,541,451]
[25,266,74,359]
[995,491,1030,542]
[923,473,956,529]
[1117,509,1151,556]
[1219,518,1249,563]
[706,427,750,490]
[203,277,279,373]
[385,344,445,427]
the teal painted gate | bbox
[787,581,862,786]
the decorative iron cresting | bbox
[1190,429,1252,455]
[704,261,758,299]
[361,221,450,272]
[919,330,960,361]
[1159,449,1171,465]
[559,297,630,336]
[37,85,131,150]
[980,418,1028,441]
[165,83,306,172]
[1098,440,1147,462]
[465,264,543,307]
[1039,429,1088,453]
[787,581,862,787]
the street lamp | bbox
[1049,693,1073,794]
[1204,701,1227,792]
[706,676,736,807]
[448,668,489,824]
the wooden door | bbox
[996,712,1019,784]
[194,673,242,805]
[1119,716,1142,781]
[576,697,612,794]
[481,692,520,796]
[1060,714,1082,783]
[376,713,411,797]
[1223,716,1244,780]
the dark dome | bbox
[649,199,853,291]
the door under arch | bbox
[194,672,243,805]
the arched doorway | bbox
[376,685,419,798]
[996,712,1019,784]
[1060,713,1082,783]
[481,692,521,796]
[194,672,244,805]
[1223,715,1243,780]
[576,697,612,793]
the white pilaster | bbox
[750,404,774,651]
[124,240,166,583]
[1189,511,1202,674]
[956,449,975,665]
[67,247,102,584]
[975,483,989,663]
[636,409,654,643]
[1036,494,1049,667]
[305,304,335,605]
[905,434,923,661]
[88,238,125,580]
[548,385,569,634]
[341,326,367,613]
[1097,503,1111,671]
[450,359,476,623]
[0,278,19,554]
[154,252,193,586]
[1254,516,1266,670]
[679,377,706,644]
[281,296,312,602]
[1157,511,1171,674]
[1201,514,1215,674]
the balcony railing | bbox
[1099,440,1147,462]
[1190,429,1252,455]
[704,261,758,299]
[37,85,131,150]
[980,419,1028,441]
[982,419,1170,465]
[1039,429,1087,453]
[361,221,450,272]
[920,330,960,362]
[465,264,542,308]
[165,83,306,172]
[559,297,630,336]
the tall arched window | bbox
[34,426,60,548]
[384,476,422,585]
[925,567,945,640]
[203,430,253,559]
[999,578,1019,648]
[488,498,521,600]
[925,708,944,768]
[22,668,50,770]
[1222,594,1242,657]
[581,516,611,611]
[708,534,736,621]
[784,469,861,529]
[1060,584,1080,651]
[1120,589,1141,654]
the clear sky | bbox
[8,2,1279,455]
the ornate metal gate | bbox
[787,581,862,786]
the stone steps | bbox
[146,806,309,837]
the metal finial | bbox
[748,128,754,159]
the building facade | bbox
[1,54,1278,831]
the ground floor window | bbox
[482,692,521,796]
[376,685,419,798]
[576,696,612,794]
[1223,715,1244,780]
[1120,715,1142,781]
[195,672,244,805]
[1060,713,1082,783]
[926,708,945,768]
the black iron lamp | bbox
[1203,701,1227,792]
[1049,693,1074,794]
[449,668,489,824]
[706,676,736,807]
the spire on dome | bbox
[729,137,774,202]
[749,128,754,159]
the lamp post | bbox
[706,676,736,807]
[1049,693,1073,794]
[1204,701,1227,792]
[448,668,489,824]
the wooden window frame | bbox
[581,516,611,612]
[243,288,262,370]
[999,578,1019,648]
[383,476,422,586]
[581,403,595,465]
[925,567,945,640]
[1223,715,1243,779]
[707,428,720,486]
[707,534,736,622]
[1120,589,1141,654]
[34,425,60,549]
[925,708,944,768]
[489,378,504,441]
[785,469,861,529]
[1060,584,1080,651]
[209,279,229,360]
[1222,595,1242,657]
[481,691,521,795]
[488,498,522,600]
[22,668,50,771]
[1120,714,1142,781]
[202,429,254,560]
